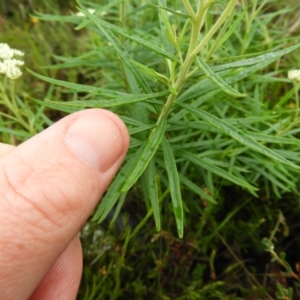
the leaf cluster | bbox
[33,0,300,238]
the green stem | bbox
[191,0,238,57]
[182,0,195,18]
[0,80,32,133]
[276,83,300,136]
[269,249,299,281]
[156,10,204,124]
[119,0,126,35]
[294,82,299,120]
[119,0,130,92]
[196,0,205,15]
[240,0,267,54]
[156,0,238,126]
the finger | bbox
[1,141,82,300]
[0,142,15,156]
[29,236,82,300]
[0,109,129,300]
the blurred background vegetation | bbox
[1,0,300,299]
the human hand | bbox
[0,109,129,300]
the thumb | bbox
[0,109,129,300]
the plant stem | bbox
[269,249,300,281]
[240,0,268,54]
[276,83,300,136]
[182,0,195,18]
[118,0,130,93]
[191,0,238,57]
[0,80,32,133]
[119,0,126,35]
[294,82,299,120]
[156,0,238,125]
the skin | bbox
[0,109,130,300]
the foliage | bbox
[1,0,300,298]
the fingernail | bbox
[65,112,124,173]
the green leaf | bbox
[239,155,295,193]
[179,44,300,103]
[246,132,300,146]
[178,150,258,193]
[178,173,217,204]
[31,98,77,113]
[0,127,32,138]
[27,69,132,97]
[92,148,144,222]
[180,104,300,170]
[161,138,184,238]
[122,119,167,192]
[158,0,178,48]
[144,158,161,231]
[28,69,168,101]
[196,57,246,97]
[95,26,152,94]
[156,1,175,55]
[210,44,300,72]
[168,115,277,133]
[33,93,164,109]
[130,60,169,84]
[77,3,176,61]
[209,8,246,56]
[129,124,155,135]
[147,1,189,18]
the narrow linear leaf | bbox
[93,25,163,140]
[159,0,178,48]
[144,158,161,231]
[147,1,189,17]
[196,57,246,97]
[28,69,167,101]
[96,26,152,93]
[180,104,300,170]
[179,150,258,192]
[122,119,167,192]
[246,132,300,146]
[272,149,300,163]
[162,138,184,238]
[131,60,169,84]
[34,0,120,23]
[92,191,121,223]
[157,0,176,53]
[168,116,276,133]
[239,156,293,192]
[178,173,217,204]
[27,69,131,97]
[179,44,300,103]
[205,7,236,60]
[121,116,148,127]
[0,127,32,138]
[130,138,144,148]
[129,124,155,135]
[92,148,144,222]
[214,8,246,53]
[33,93,164,110]
[109,192,128,225]
[32,98,78,113]
[210,44,300,72]
[77,4,176,61]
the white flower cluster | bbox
[0,43,24,79]
[75,8,107,17]
[75,9,96,17]
[288,69,300,82]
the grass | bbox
[1,0,300,299]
